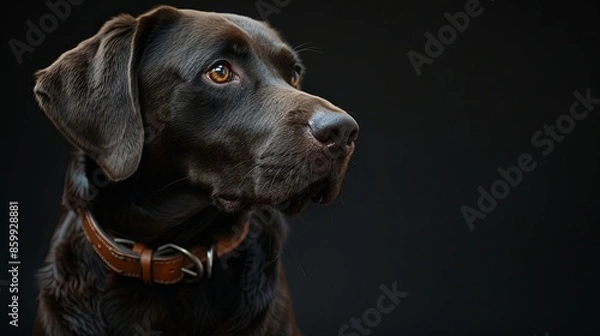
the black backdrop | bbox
[2,1,599,335]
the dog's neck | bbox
[65,151,245,247]
[58,152,288,332]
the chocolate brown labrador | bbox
[32,5,358,336]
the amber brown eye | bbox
[207,63,232,83]
[290,69,301,88]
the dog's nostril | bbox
[309,110,359,149]
[348,129,359,144]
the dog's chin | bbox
[214,178,337,215]
[275,177,340,216]
[213,172,345,215]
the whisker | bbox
[284,166,299,197]
[287,239,307,278]
[293,42,314,51]
[236,164,260,190]
[267,166,284,193]
[293,42,323,55]
[296,47,323,55]
[229,157,256,173]
[150,176,189,197]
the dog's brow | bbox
[227,40,250,57]
[274,46,300,68]
[206,35,248,61]
[216,31,252,58]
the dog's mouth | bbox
[214,153,352,215]
[213,177,333,214]
[275,177,333,215]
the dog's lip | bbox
[216,177,334,214]
[276,197,310,215]
[275,178,332,214]
[215,194,246,212]
[308,178,331,204]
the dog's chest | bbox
[38,223,284,335]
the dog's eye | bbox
[290,68,301,88]
[207,62,232,84]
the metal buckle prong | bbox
[205,247,214,279]
[156,243,204,282]
[113,238,214,283]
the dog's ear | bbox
[34,6,181,181]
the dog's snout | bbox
[308,110,359,151]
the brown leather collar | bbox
[78,209,250,285]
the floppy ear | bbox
[34,6,181,181]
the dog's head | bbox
[34,6,358,215]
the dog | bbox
[32,5,358,336]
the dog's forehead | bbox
[144,9,298,79]
[177,10,287,48]
[221,13,285,44]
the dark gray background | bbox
[2,0,599,335]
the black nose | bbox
[308,110,359,151]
